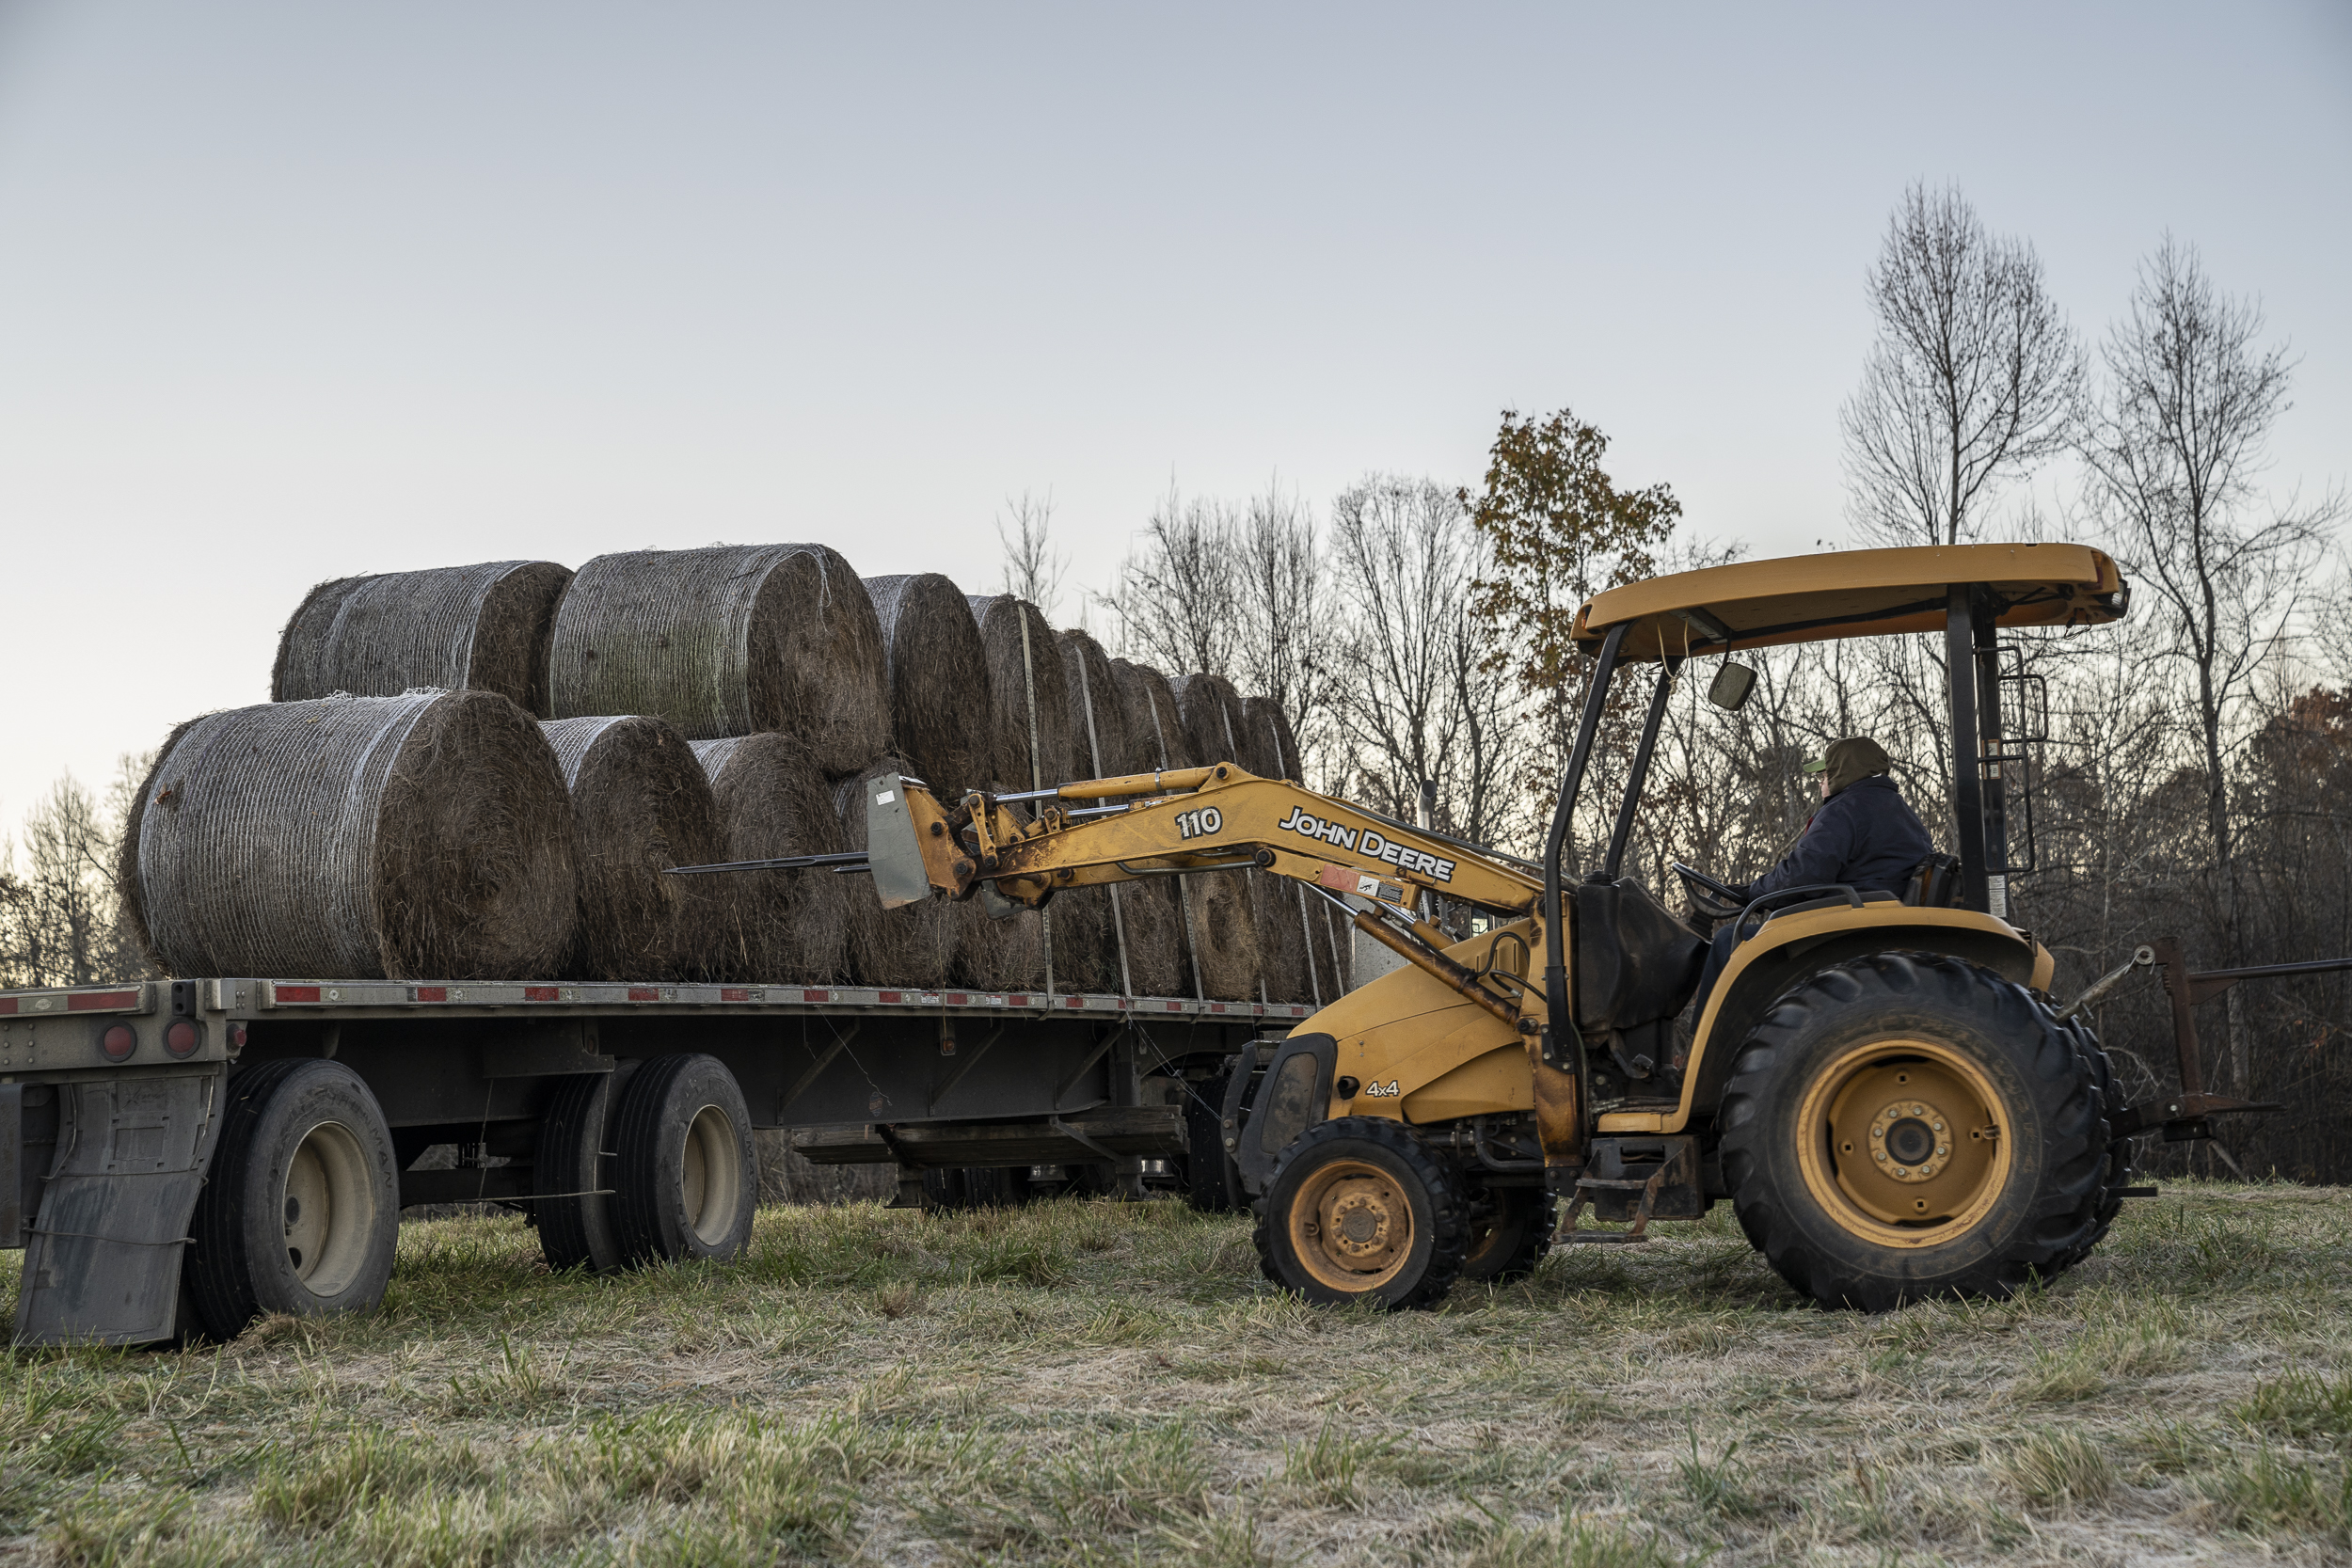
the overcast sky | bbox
[2,1,2346,827]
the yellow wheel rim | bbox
[1793,1039,2011,1249]
[1286,1158,1415,1293]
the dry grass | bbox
[2,1180,2348,1565]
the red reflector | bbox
[163,1020,199,1058]
[946,992,968,1006]
[722,988,752,1002]
[414,986,447,1003]
[799,989,827,1004]
[277,986,321,1003]
[524,987,559,1001]
[1163,1001,1182,1011]
[230,1022,248,1049]
[1065,996,1083,1007]
[628,988,660,1001]
[68,990,141,1012]
[878,990,902,1004]
[1007,994,1028,1006]
[1210,1004,1228,1014]
[0,998,16,1015]
[100,1024,137,1061]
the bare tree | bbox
[2077,238,2343,1059]
[1841,182,2083,547]
[0,769,151,990]
[1229,480,1337,784]
[1327,475,1522,847]
[994,491,1069,618]
[1100,483,1242,680]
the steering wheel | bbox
[1673,861,1746,921]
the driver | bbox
[1688,736,1932,1017]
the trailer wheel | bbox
[1458,1185,1553,1283]
[535,1070,628,1274]
[1253,1117,1469,1309]
[612,1054,756,1265]
[185,1059,400,1339]
[1718,952,2105,1311]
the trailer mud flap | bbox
[1235,1033,1334,1195]
[15,1070,222,1347]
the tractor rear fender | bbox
[1600,904,2053,1138]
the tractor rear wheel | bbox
[2051,1017,2134,1270]
[1254,1117,1468,1309]
[1718,952,2105,1311]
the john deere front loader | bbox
[753,543,2150,1309]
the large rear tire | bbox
[185,1059,400,1338]
[1458,1185,1553,1283]
[1718,953,2105,1311]
[1254,1117,1469,1310]
[2051,1016,2133,1270]
[612,1054,757,1265]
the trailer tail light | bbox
[164,1020,201,1058]
[98,1024,137,1062]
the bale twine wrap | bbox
[548,544,888,771]
[862,574,993,797]
[833,758,960,989]
[1237,695,1321,1006]
[964,595,1074,794]
[1050,630,1138,994]
[692,735,848,984]
[119,690,577,980]
[541,716,725,982]
[1103,659,1196,998]
[1241,696,1347,993]
[1168,673,1273,1001]
[272,561,575,716]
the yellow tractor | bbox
[868,543,2137,1309]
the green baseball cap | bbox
[1801,755,1828,774]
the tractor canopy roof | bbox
[1571,542,2128,661]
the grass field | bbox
[2,1180,2347,1566]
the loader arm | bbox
[881,764,1545,1028]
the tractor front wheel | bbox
[1718,952,2105,1311]
[1254,1117,1469,1309]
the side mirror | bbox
[1707,662,1757,712]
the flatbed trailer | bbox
[0,974,1304,1346]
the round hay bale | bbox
[1168,673,1268,1000]
[1237,694,1317,1003]
[1104,658,1195,998]
[965,595,1073,792]
[1058,630,1137,781]
[118,690,577,980]
[1171,673,1248,769]
[833,759,959,989]
[548,544,888,770]
[1044,630,1135,993]
[863,574,993,796]
[542,717,725,982]
[1241,696,1305,783]
[691,735,849,984]
[272,561,574,716]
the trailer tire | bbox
[612,1054,757,1265]
[1718,952,2105,1311]
[1458,1185,1553,1283]
[535,1070,628,1274]
[185,1059,400,1339]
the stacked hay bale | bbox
[548,544,888,770]
[1239,695,1334,1005]
[273,561,574,716]
[833,758,961,989]
[1109,658,1197,999]
[541,717,726,982]
[863,574,993,798]
[1171,673,1272,1003]
[961,595,1072,990]
[1053,630,1141,993]
[119,690,577,979]
[692,735,848,984]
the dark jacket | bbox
[1743,774,1932,904]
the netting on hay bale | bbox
[1050,630,1137,994]
[1104,657,1194,999]
[863,574,993,799]
[692,734,848,985]
[833,758,960,990]
[960,594,1071,990]
[548,544,888,772]
[1238,695,1325,1006]
[541,716,726,982]
[119,690,577,980]
[272,561,575,716]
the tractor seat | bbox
[1903,853,1963,908]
